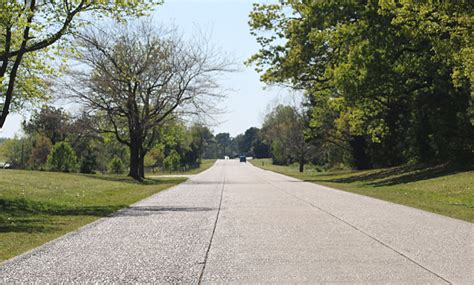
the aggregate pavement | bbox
[1,160,472,283]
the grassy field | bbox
[0,170,186,262]
[251,159,474,222]
[147,159,216,175]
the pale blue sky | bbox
[0,0,291,138]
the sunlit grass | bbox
[0,170,185,262]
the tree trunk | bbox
[299,156,304,173]
[349,135,371,170]
[139,149,145,179]
[128,136,142,181]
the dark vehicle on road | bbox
[239,155,246,163]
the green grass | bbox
[251,159,474,223]
[147,159,216,175]
[0,170,185,262]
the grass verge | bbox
[147,159,216,175]
[0,170,185,262]
[251,159,474,222]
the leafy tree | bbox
[0,0,160,129]
[262,104,315,172]
[142,121,206,171]
[240,127,258,156]
[108,156,125,174]
[232,134,245,156]
[249,1,473,167]
[0,137,29,167]
[28,135,52,169]
[0,136,33,168]
[23,105,71,145]
[144,145,162,167]
[67,113,105,173]
[252,133,270,159]
[230,127,269,158]
[215,133,231,157]
[47,141,77,172]
[79,146,98,174]
[163,150,181,171]
[190,124,217,160]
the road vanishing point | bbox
[1,160,472,283]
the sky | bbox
[0,0,292,138]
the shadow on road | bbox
[114,206,216,217]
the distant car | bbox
[239,155,246,163]
[3,162,12,169]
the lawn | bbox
[147,159,216,175]
[251,159,474,223]
[0,170,186,262]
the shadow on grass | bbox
[0,198,214,233]
[1,198,125,217]
[301,163,469,186]
[79,174,185,185]
[0,198,128,233]
[0,216,59,233]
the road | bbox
[1,160,472,283]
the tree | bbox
[47,141,77,172]
[249,1,473,167]
[163,150,181,171]
[108,156,125,174]
[215,133,231,157]
[190,124,217,160]
[0,0,160,129]
[69,22,231,180]
[262,104,315,172]
[252,130,270,159]
[0,136,32,167]
[23,105,71,145]
[240,127,258,156]
[28,135,52,169]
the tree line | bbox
[0,105,273,173]
[248,0,473,170]
[2,1,472,178]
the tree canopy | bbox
[249,0,473,168]
[0,0,160,128]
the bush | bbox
[108,156,125,174]
[28,135,52,169]
[47,142,78,172]
[163,150,181,171]
[80,148,97,174]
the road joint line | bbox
[250,165,452,284]
[198,162,226,284]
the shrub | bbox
[163,150,181,171]
[47,142,78,172]
[80,148,97,174]
[108,156,125,174]
[28,135,52,169]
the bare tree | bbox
[66,22,232,180]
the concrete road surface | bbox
[1,160,472,283]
